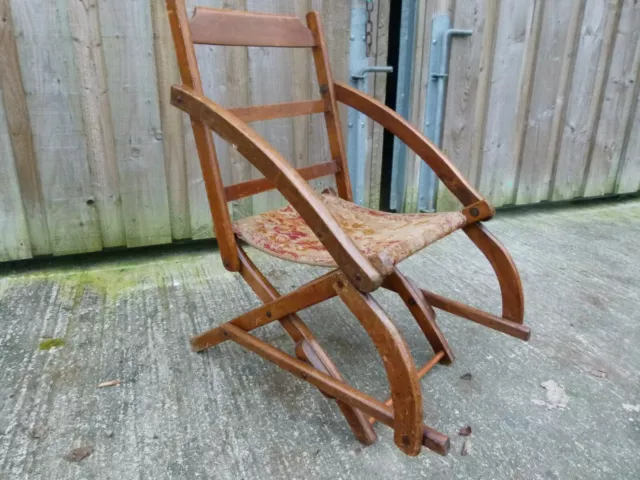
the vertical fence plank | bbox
[516,0,584,205]
[478,0,538,207]
[11,0,103,256]
[150,0,191,240]
[551,0,622,201]
[0,0,50,256]
[0,85,32,261]
[364,0,390,209]
[438,0,497,212]
[402,0,439,212]
[98,0,172,247]
[615,86,640,194]
[183,0,226,239]
[246,0,296,214]
[514,0,572,205]
[223,1,253,221]
[583,0,640,197]
[68,0,125,248]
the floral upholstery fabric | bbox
[233,193,467,271]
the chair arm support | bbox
[171,84,382,292]
[334,82,485,208]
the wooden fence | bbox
[0,0,390,262]
[400,0,640,212]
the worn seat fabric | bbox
[233,192,467,270]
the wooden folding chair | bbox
[166,1,531,456]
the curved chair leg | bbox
[333,273,424,456]
[236,246,377,445]
[464,223,525,323]
[383,268,454,364]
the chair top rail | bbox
[190,7,317,47]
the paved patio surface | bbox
[0,199,639,479]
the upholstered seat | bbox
[233,192,467,271]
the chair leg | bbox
[383,268,454,365]
[464,223,525,323]
[235,246,377,446]
[333,272,424,456]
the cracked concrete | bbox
[0,199,639,479]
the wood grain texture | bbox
[402,0,439,212]
[584,0,640,197]
[190,7,316,47]
[307,11,352,201]
[551,0,622,201]
[246,0,297,215]
[0,0,50,256]
[335,82,483,206]
[98,0,172,247]
[169,0,239,269]
[171,84,382,292]
[515,0,582,205]
[478,0,537,207]
[364,0,390,209]
[229,100,324,123]
[224,161,338,201]
[68,0,125,248]
[151,0,191,240]
[333,273,424,456]
[0,86,31,261]
[615,79,640,193]
[438,0,496,212]
[182,0,220,238]
[11,0,102,256]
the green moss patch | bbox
[39,338,65,350]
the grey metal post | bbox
[347,0,393,206]
[390,0,418,211]
[418,14,471,212]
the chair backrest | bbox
[166,2,353,261]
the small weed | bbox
[39,338,65,350]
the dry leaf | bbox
[589,369,607,378]
[64,445,93,462]
[98,380,120,388]
[458,425,472,436]
[460,373,473,381]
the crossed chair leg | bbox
[191,225,530,456]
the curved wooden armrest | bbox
[170,84,382,292]
[334,82,488,211]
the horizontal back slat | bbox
[229,99,325,123]
[225,161,339,202]
[190,7,316,47]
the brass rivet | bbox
[266,311,272,318]
[408,298,416,306]
[354,273,361,282]
[337,280,344,289]
[470,207,480,217]
[176,95,182,103]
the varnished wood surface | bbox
[221,323,450,456]
[307,12,353,201]
[171,84,382,292]
[190,7,316,47]
[167,0,239,271]
[225,162,339,202]
[228,100,325,123]
[464,223,525,323]
[333,273,424,456]
[334,82,484,207]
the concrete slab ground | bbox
[0,199,639,479]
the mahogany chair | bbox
[166,0,531,456]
